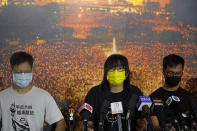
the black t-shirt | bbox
[150,87,191,103]
[150,87,197,125]
[84,84,142,131]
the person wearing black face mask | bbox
[150,54,190,104]
[164,72,182,87]
[150,54,197,130]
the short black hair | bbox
[10,51,34,69]
[163,54,184,71]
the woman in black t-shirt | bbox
[82,54,143,131]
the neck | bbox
[12,83,33,94]
[162,83,180,91]
[109,83,124,93]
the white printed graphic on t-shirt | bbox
[10,102,34,131]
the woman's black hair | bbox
[101,54,131,93]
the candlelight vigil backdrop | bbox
[0,0,197,127]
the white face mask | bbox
[13,73,33,88]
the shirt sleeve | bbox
[44,93,64,125]
[84,87,98,122]
[84,88,95,107]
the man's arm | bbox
[55,119,66,131]
[136,116,160,131]
[151,116,161,131]
[136,118,148,131]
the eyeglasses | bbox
[108,66,125,72]
[165,71,183,77]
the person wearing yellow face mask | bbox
[107,68,126,86]
[81,54,144,131]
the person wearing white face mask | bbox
[0,51,66,131]
[12,73,33,89]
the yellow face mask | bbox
[107,69,126,86]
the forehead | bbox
[12,62,32,72]
[165,64,183,72]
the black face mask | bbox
[165,75,181,87]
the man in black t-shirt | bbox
[150,54,197,130]
[82,54,143,131]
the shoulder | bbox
[87,85,102,94]
[150,87,163,98]
[178,87,193,96]
[128,84,143,95]
[33,87,58,106]
[85,85,103,99]
[179,87,190,93]
[33,86,52,98]
[0,87,11,96]
[85,84,103,102]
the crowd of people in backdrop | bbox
[0,51,197,131]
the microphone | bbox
[188,95,197,121]
[137,96,152,111]
[188,95,197,130]
[166,96,189,131]
[126,94,138,131]
[165,104,181,131]
[117,114,122,131]
[151,99,177,131]
[68,108,75,131]
[142,105,154,131]
[99,100,110,131]
[165,95,180,106]
[151,99,166,130]
[181,110,197,130]
[137,96,153,131]
[111,102,123,131]
[79,103,93,131]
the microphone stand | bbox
[146,116,154,131]
[126,117,131,131]
[126,111,132,131]
[83,120,88,131]
[68,121,74,131]
[117,114,123,131]
[98,114,104,131]
[68,113,74,131]
[98,121,104,131]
